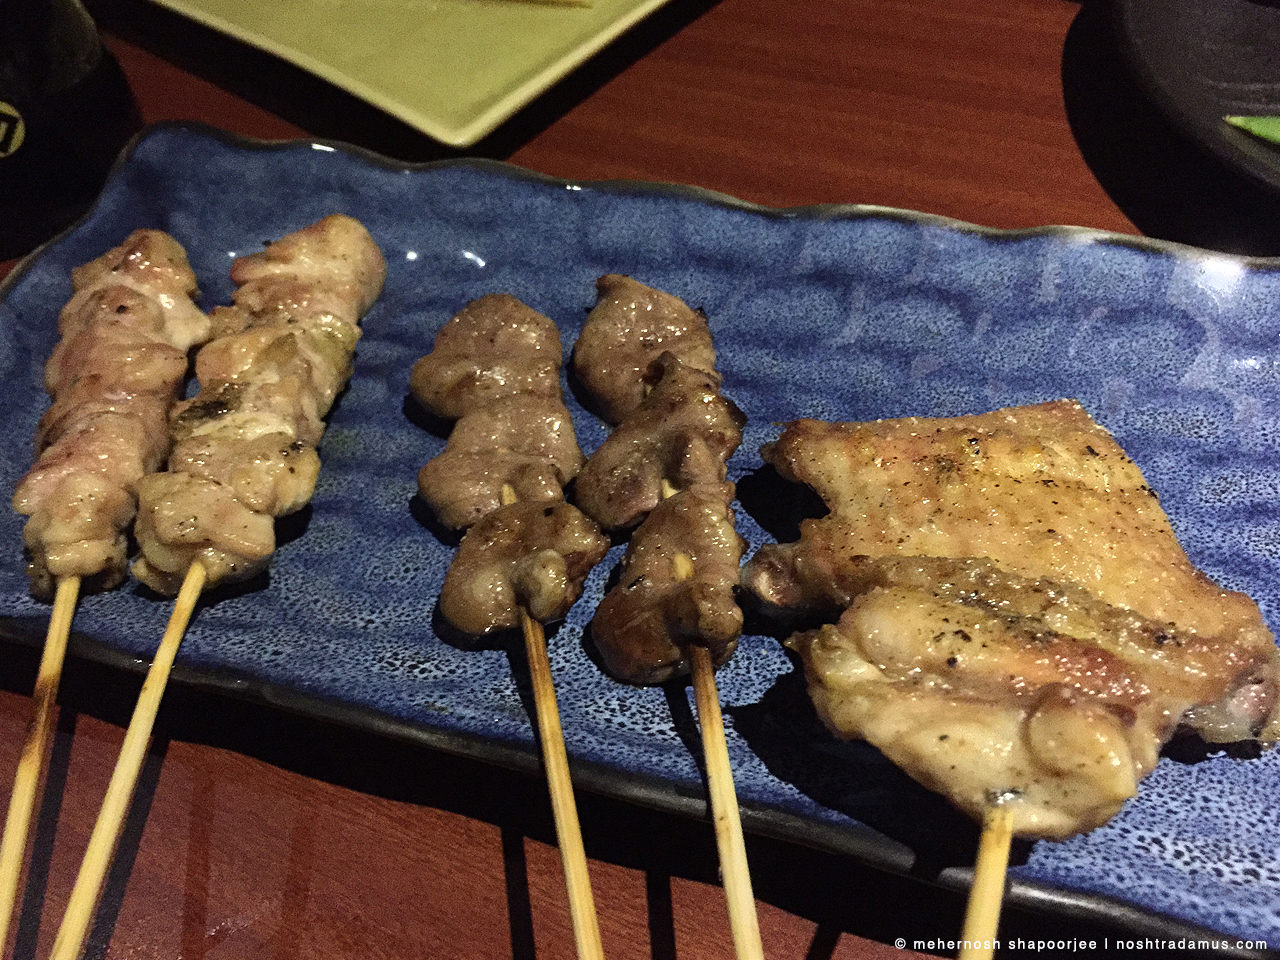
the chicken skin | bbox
[746,400,1280,838]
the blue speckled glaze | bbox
[3,124,1280,943]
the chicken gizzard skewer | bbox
[412,293,607,960]
[572,275,763,960]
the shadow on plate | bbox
[1062,0,1280,256]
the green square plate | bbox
[147,0,677,146]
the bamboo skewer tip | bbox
[957,804,1016,960]
[0,575,81,952]
[500,483,603,960]
[48,562,205,960]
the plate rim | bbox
[0,619,1266,957]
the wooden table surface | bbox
[3,1,1277,958]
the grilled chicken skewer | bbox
[744,402,1280,957]
[573,276,763,960]
[412,294,608,960]
[49,216,385,960]
[2,231,209,948]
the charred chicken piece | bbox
[575,352,746,531]
[572,275,718,424]
[745,401,1280,838]
[410,294,564,419]
[417,393,585,530]
[440,501,609,636]
[13,231,208,597]
[591,485,745,685]
[132,215,385,595]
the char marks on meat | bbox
[572,274,718,425]
[13,230,209,597]
[744,400,1280,838]
[132,215,386,594]
[575,352,745,531]
[574,278,745,684]
[412,295,603,635]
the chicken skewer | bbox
[48,215,386,960]
[1,230,210,948]
[412,294,607,960]
[573,276,763,960]
[744,402,1280,958]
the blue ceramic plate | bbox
[3,124,1279,951]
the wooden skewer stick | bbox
[48,562,206,960]
[957,804,1015,960]
[0,575,80,950]
[673,549,764,960]
[500,485,604,960]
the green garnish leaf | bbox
[1225,115,1280,146]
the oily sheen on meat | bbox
[745,400,1280,839]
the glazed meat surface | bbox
[571,275,718,424]
[591,485,745,685]
[575,352,746,531]
[13,230,207,597]
[745,400,1280,838]
[439,501,609,635]
[417,394,584,530]
[133,215,385,594]
[409,294,564,419]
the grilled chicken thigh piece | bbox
[572,275,718,424]
[747,402,1276,692]
[168,433,321,517]
[575,352,746,531]
[417,393,585,530]
[746,401,1280,838]
[410,294,564,419]
[786,554,1275,839]
[592,484,745,685]
[440,501,609,635]
[14,230,208,597]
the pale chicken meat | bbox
[572,275,718,424]
[410,294,564,420]
[13,230,208,597]
[417,393,585,530]
[412,295,604,635]
[132,215,385,595]
[440,502,609,635]
[592,485,745,685]
[575,352,745,531]
[744,400,1280,838]
[168,433,320,517]
[60,229,211,352]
